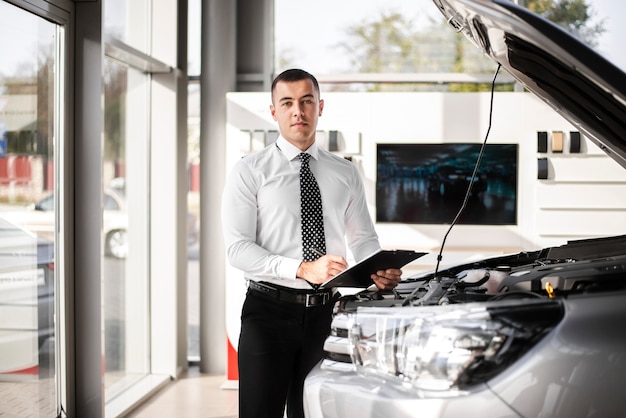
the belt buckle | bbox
[305,292,329,307]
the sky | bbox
[0,2,48,78]
[585,0,626,69]
[274,0,626,74]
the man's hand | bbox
[297,254,348,285]
[371,268,402,290]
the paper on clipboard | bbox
[320,249,427,288]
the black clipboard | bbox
[320,249,427,288]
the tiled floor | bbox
[125,366,238,418]
[0,378,56,417]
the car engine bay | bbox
[337,234,626,312]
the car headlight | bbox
[349,299,562,393]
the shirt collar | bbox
[276,136,320,162]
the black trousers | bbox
[238,287,335,418]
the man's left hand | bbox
[371,268,402,290]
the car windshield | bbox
[104,193,121,211]
[35,196,54,211]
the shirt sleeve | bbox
[221,159,302,280]
[344,163,381,262]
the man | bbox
[221,69,402,418]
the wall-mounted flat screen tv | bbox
[376,143,518,225]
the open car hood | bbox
[433,0,626,169]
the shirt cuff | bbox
[279,257,303,280]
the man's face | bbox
[270,79,324,151]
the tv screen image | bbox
[376,143,518,225]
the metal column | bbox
[199,0,236,374]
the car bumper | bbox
[303,363,517,418]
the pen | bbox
[310,248,325,258]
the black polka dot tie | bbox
[299,153,326,262]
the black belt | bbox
[248,280,336,307]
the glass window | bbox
[0,2,60,416]
[187,82,200,361]
[187,0,201,363]
[274,0,499,92]
[104,0,150,55]
[103,0,181,408]
[102,58,151,400]
[273,0,493,78]
[188,0,201,76]
[274,0,621,91]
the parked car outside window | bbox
[2,186,199,259]
[0,219,54,378]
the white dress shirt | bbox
[221,136,381,290]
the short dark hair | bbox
[271,69,320,101]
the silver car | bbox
[303,0,626,417]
